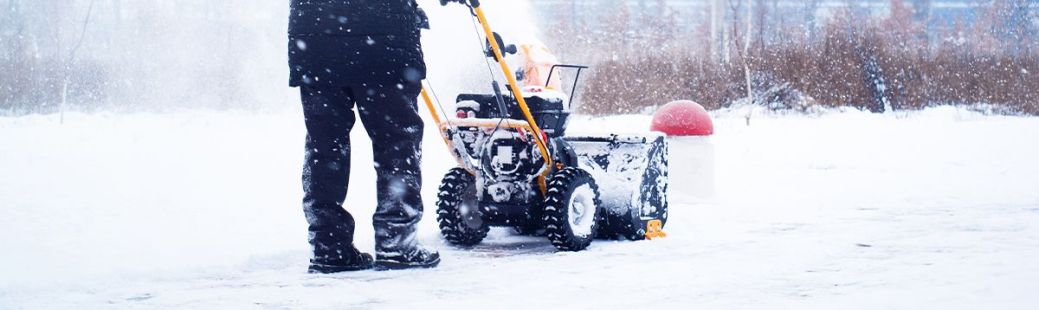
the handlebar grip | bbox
[440,0,466,6]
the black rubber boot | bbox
[308,246,375,274]
[375,246,441,270]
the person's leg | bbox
[299,86,373,273]
[353,81,440,269]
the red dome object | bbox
[651,100,714,136]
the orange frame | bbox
[419,3,555,192]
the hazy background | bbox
[1,0,1037,116]
[0,0,544,116]
[537,0,1039,114]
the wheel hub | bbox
[568,184,597,237]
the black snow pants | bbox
[300,81,425,257]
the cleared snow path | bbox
[2,107,1038,309]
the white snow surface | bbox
[2,107,1039,309]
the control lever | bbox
[486,32,517,62]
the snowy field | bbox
[2,107,1038,309]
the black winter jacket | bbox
[289,0,429,36]
[288,0,429,88]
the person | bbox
[287,0,439,273]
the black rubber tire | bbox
[543,167,602,251]
[436,168,488,246]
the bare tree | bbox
[803,0,822,42]
[910,0,931,22]
[754,0,769,52]
[709,0,728,62]
[600,1,632,60]
[59,0,96,123]
[729,0,753,103]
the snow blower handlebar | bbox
[423,0,556,190]
[439,0,468,6]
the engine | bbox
[453,125,543,205]
[450,88,571,205]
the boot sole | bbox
[308,263,375,274]
[374,257,441,271]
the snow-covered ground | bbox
[2,107,1038,309]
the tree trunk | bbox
[60,0,96,123]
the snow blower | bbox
[423,0,668,251]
